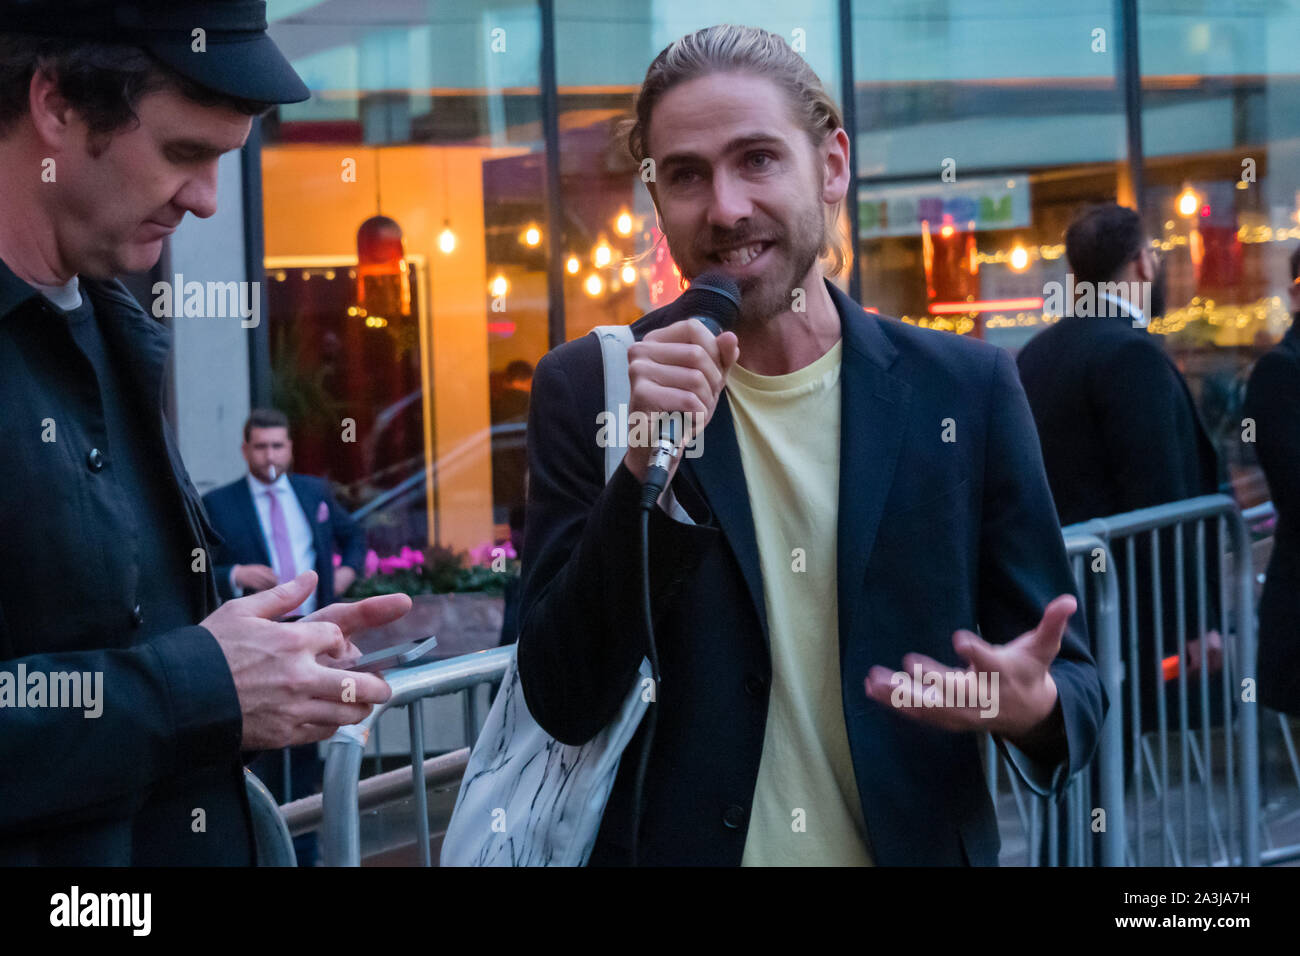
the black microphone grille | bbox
[679,271,741,331]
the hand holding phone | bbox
[348,635,440,673]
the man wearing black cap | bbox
[0,1,408,865]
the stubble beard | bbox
[671,198,826,328]
[736,211,822,327]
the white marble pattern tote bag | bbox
[440,324,659,866]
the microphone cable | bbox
[628,499,659,867]
[628,412,679,867]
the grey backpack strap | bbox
[592,325,636,483]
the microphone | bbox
[639,271,740,510]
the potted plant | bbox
[341,542,519,658]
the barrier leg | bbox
[322,729,366,867]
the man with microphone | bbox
[516,24,1105,866]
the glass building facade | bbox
[251,0,1300,558]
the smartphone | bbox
[348,635,439,673]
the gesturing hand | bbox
[864,594,1076,745]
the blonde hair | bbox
[622,24,852,277]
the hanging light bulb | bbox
[621,264,637,284]
[565,255,580,275]
[490,274,509,297]
[522,224,542,247]
[1177,186,1199,218]
[584,274,604,297]
[615,210,633,236]
[593,238,613,268]
[438,220,457,254]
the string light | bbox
[895,295,1291,342]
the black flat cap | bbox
[1,0,310,104]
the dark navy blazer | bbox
[203,473,365,610]
[1244,323,1300,716]
[516,278,1107,866]
[1016,308,1223,736]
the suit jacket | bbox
[0,260,252,865]
[1016,309,1224,734]
[203,473,365,610]
[516,279,1106,866]
[1243,323,1300,715]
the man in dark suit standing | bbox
[1243,246,1300,716]
[0,0,403,865]
[1017,203,1224,728]
[204,408,366,615]
[516,25,1105,866]
[204,408,368,863]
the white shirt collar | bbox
[32,275,82,312]
[247,471,290,497]
[1099,291,1148,328]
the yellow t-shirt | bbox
[727,339,872,866]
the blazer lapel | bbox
[829,282,913,645]
[679,392,770,647]
[676,281,914,652]
[290,475,332,604]
[292,478,327,561]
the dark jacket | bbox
[1016,308,1224,735]
[1243,323,1300,715]
[516,279,1106,866]
[0,260,252,865]
[203,473,365,609]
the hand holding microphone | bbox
[622,274,739,864]
[622,273,742,508]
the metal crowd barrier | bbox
[1072,494,1259,866]
[245,769,297,867]
[983,530,1123,866]
[297,494,1276,867]
[318,646,513,866]
[986,494,1261,866]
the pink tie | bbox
[267,488,297,583]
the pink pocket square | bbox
[316,501,330,523]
